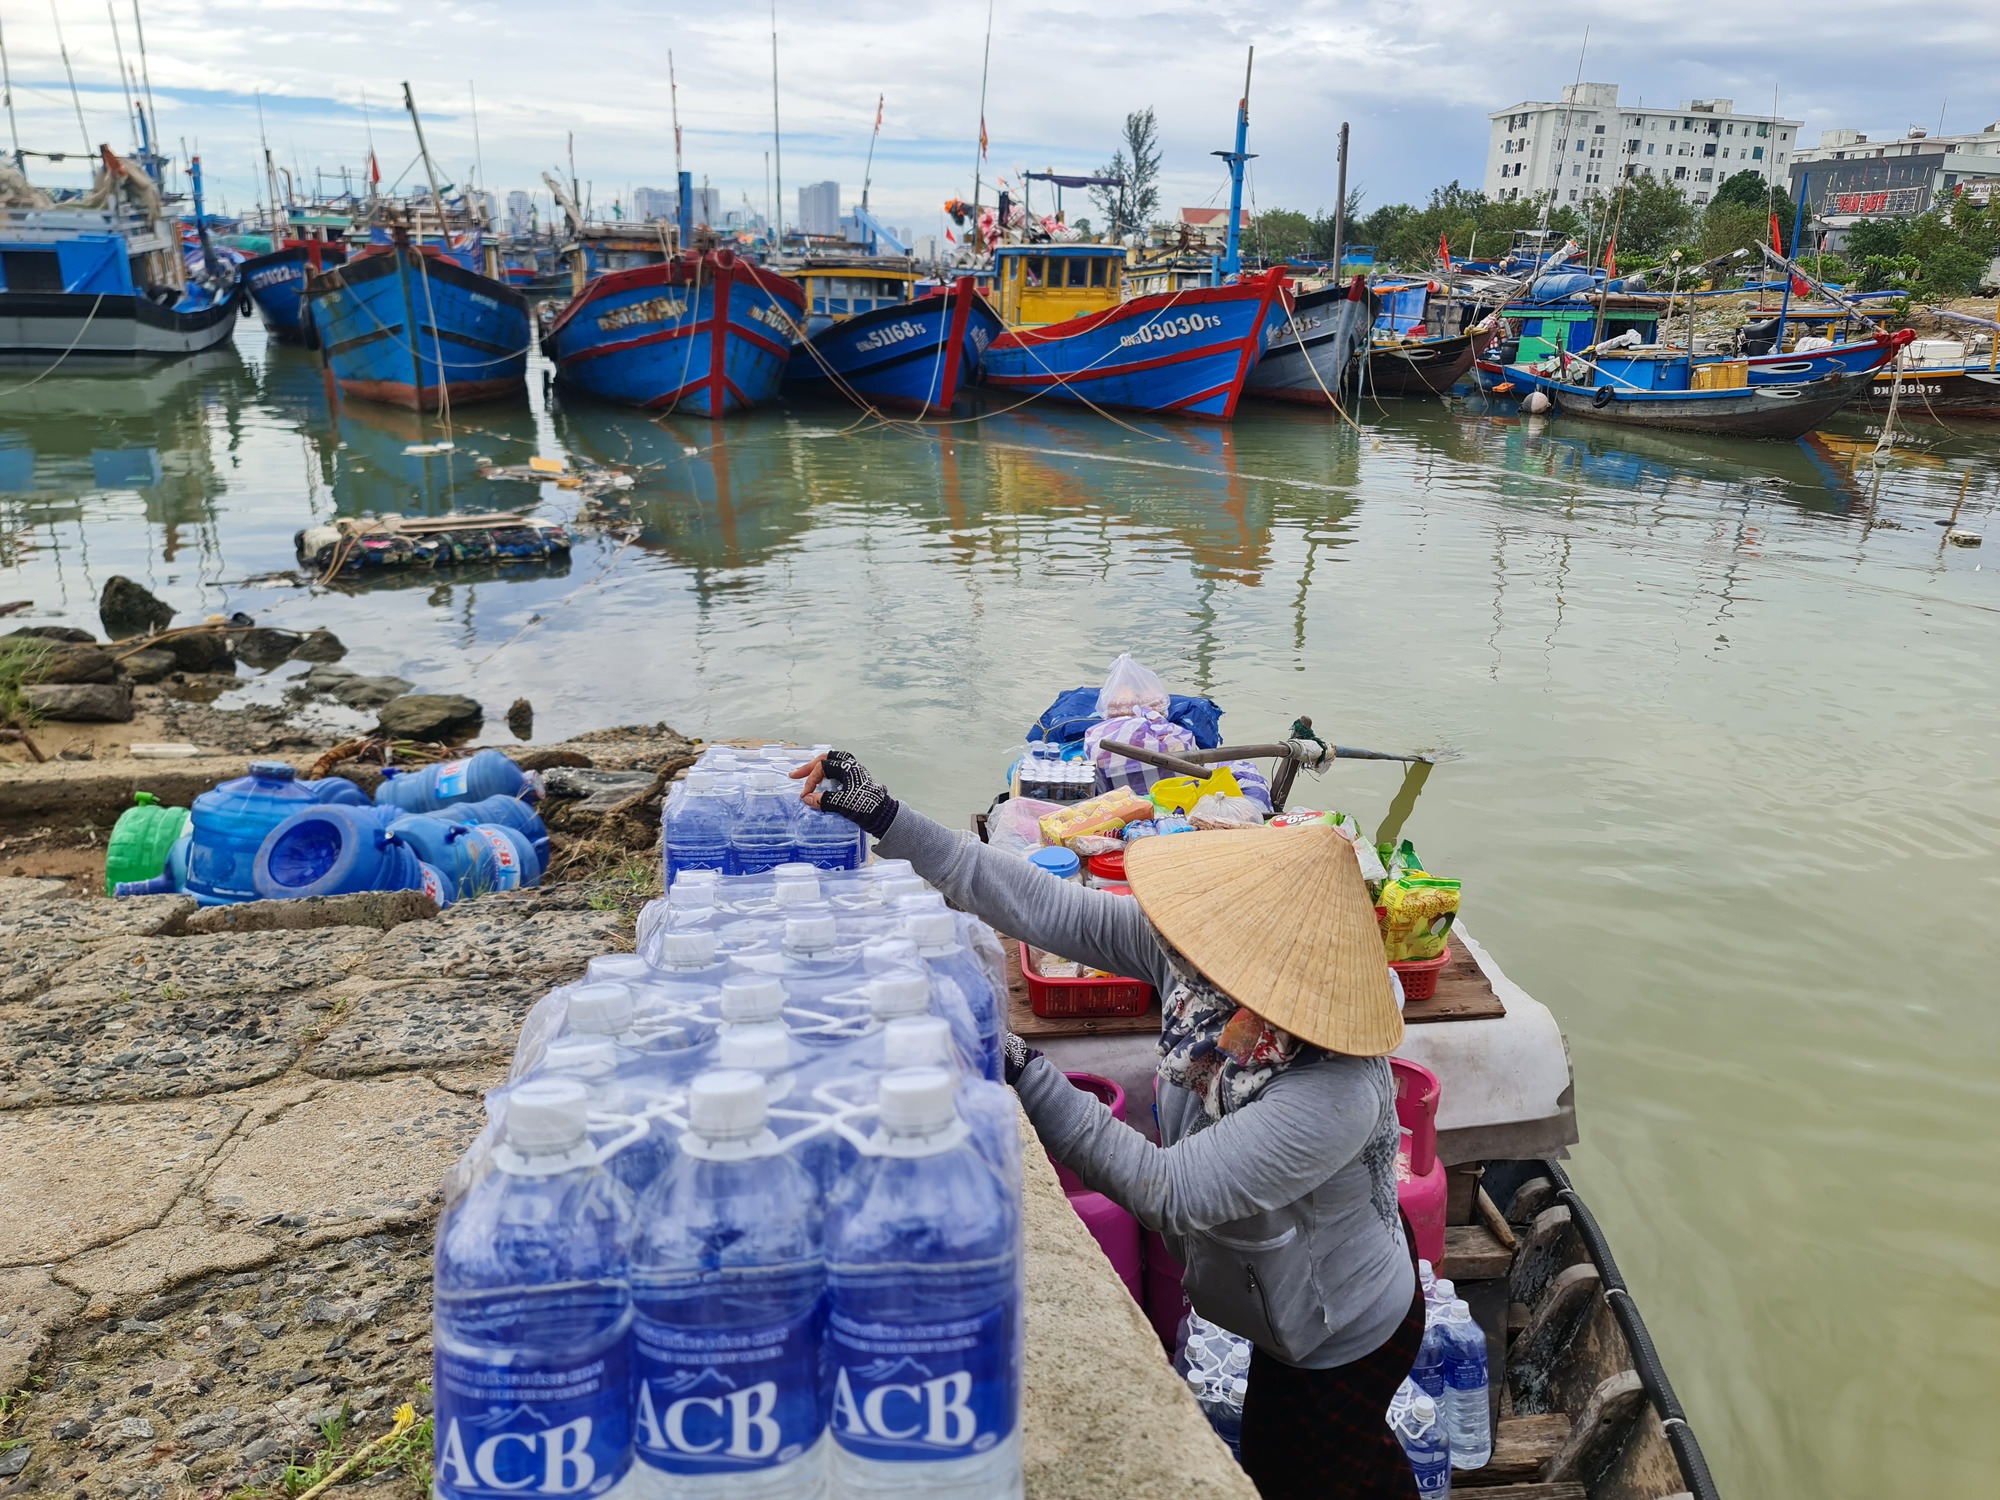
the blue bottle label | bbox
[475,828,523,889]
[437,759,470,798]
[1445,1345,1487,1391]
[827,1302,1014,1464]
[433,1336,632,1498]
[633,1308,823,1475]
[729,845,796,876]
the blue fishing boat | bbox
[305,232,530,410]
[541,247,804,416]
[980,245,1290,419]
[1499,353,1878,439]
[0,148,239,360]
[241,235,347,344]
[786,271,1000,415]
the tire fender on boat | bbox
[1593,384,1616,408]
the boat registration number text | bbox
[1119,313,1224,349]
[747,301,794,334]
[249,266,300,289]
[855,319,925,354]
[598,296,690,333]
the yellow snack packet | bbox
[1039,788,1156,850]
[1379,874,1461,962]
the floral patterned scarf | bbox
[1157,962,1312,1120]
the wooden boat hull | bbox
[787,277,1001,415]
[542,250,803,418]
[1357,329,1481,397]
[981,271,1291,421]
[1856,363,2000,420]
[241,242,346,345]
[306,248,529,412]
[1742,332,1902,385]
[1509,365,1875,439]
[0,284,242,360]
[1245,281,1373,406]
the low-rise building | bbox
[1790,122,2000,245]
[1174,206,1249,247]
[1485,83,1800,207]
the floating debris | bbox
[1945,530,1982,548]
[294,513,572,575]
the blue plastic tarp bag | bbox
[1027,689,1223,750]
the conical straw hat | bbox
[1122,823,1403,1057]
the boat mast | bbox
[0,12,21,166]
[403,81,450,244]
[769,0,783,246]
[106,3,137,154]
[255,91,284,234]
[970,0,993,248]
[1215,45,1254,280]
[1330,120,1349,276]
[469,79,485,217]
[49,4,91,157]
[129,0,158,178]
[861,92,882,213]
[1773,171,1807,353]
[669,49,691,249]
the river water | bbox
[3,326,1995,1496]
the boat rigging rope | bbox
[413,247,456,438]
[0,292,107,398]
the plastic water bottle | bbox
[731,774,801,876]
[376,749,537,813]
[433,1078,637,1500]
[904,913,1003,1083]
[825,1068,1021,1500]
[796,799,863,872]
[630,1070,826,1499]
[185,761,317,905]
[1388,1380,1451,1499]
[1440,1299,1491,1469]
[665,772,734,883]
[1412,1294,1451,1406]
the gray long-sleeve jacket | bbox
[876,807,1416,1369]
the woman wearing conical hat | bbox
[797,751,1422,1500]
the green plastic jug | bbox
[103,792,191,896]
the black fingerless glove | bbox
[818,749,900,839]
[1002,1032,1041,1088]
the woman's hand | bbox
[790,750,899,838]
[1002,1032,1042,1088]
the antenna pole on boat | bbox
[769,0,783,248]
[970,0,993,248]
[49,4,91,157]
[106,2,137,154]
[1213,45,1254,280]
[129,0,157,173]
[1330,120,1348,277]
[1539,25,1588,235]
[469,79,485,212]
[402,81,449,244]
[0,12,22,166]
[359,84,376,208]
[669,49,691,250]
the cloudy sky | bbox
[1,0,1994,235]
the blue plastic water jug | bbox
[445,794,550,863]
[305,777,372,807]
[375,749,533,814]
[252,806,426,901]
[185,762,317,906]
[461,822,542,889]
[388,816,502,901]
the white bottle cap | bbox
[773,876,822,906]
[878,1068,956,1135]
[685,771,719,794]
[540,1035,618,1079]
[1433,1278,1454,1301]
[882,1015,954,1070]
[585,954,654,985]
[866,859,915,881]
[868,972,932,1020]
[774,862,817,878]
[567,982,636,1036]
[717,1024,791,1075]
[720,975,787,1024]
[904,912,959,951]
[654,930,718,969]
[668,884,717,912]
[1418,1258,1435,1281]
[673,867,720,887]
[784,915,839,953]
[688,1068,767,1141]
[877,877,930,901]
[504,1078,590,1153]
[1411,1393,1438,1425]
[895,891,947,912]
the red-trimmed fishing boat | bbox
[541,248,805,417]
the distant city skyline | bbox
[0,2,1989,236]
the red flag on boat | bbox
[1602,237,1616,276]
[1771,213,1808,294]
[874,94,884,130]
[946,227,956,243]
[979,116,989,159]
[369,151,381,186]
[1438,232,1451,271]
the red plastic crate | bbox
[1019,942,1154,1019]
[1390,942,1453,1002]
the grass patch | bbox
[0,638,51,728]
[231,1398,431,1500]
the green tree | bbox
[1608,175,1694,258]
[1712,168,1795,226]
[1090,109,1162,240]
[1697,199,1771,263]
[1254,208,1315,262]
[1068,215,1094,238]
[1842,217,1907,263]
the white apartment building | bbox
[1485,83,1801,206]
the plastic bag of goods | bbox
[1094,652,1172,719]
[1039,787,1156,849]
[1086,711,1199,795]
[1187,794,1265,831]
[1379,874,1461,962]
[988,796,1058,858]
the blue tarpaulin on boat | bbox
[1028,688,1224,749]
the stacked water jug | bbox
[435,850,1025,1500]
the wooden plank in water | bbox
[1453,1413,1571,1487]
[1403,942,1507,1024]
[1445,1222,1515,1282]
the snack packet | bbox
[1039,787,1156,849]
[1378,873,1461,962]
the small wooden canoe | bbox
[1505,365,1874,440]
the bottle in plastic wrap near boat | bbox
[662,747,862,884]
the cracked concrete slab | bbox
[0,993,307,1109]
[361,900,627,983]
[203,1076,481,1244]
[24,925,382,1008]
[301,978,542,1080]
[0,1267,83,1392]
[54,1222,278,1303]
[0,892,192,947]
[0,1098,244,1265]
